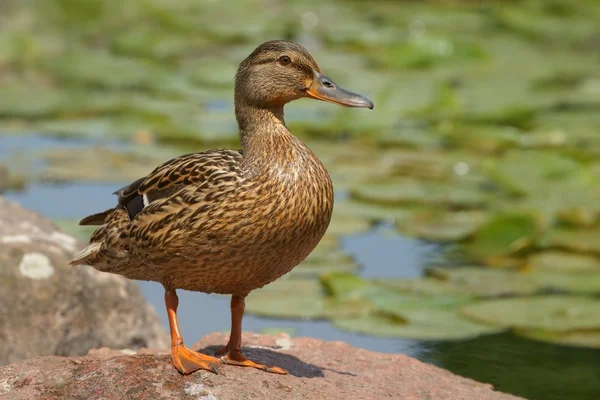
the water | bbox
[2,136,599,400]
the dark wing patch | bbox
[115,176,146,207]
[110,149,244,221]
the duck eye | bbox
[279,56,292,66]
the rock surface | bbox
[0,332,524,400]
[0,196,169,366]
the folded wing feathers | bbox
[69,242,101,266]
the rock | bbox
[0,196,169,366]
[0,332,523,400]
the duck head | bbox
[235,40,374,110]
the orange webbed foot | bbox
[171,345,222,375]
[216,346,287,375]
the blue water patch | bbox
[4,182,123,219]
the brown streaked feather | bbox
[117,150,243,205]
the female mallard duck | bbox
[70,40,373,375]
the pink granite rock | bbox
[0,196,169,366]
[0,332,523,400]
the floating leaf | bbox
[461,296,600,332]
[39,146,173,183]
[515,328,600,349]
[487,150,587,194]
[291,248,360,278]
[485,150,600,224]
[327,213,372,236]
[333,200,416,224]
[368,35,486,70]
[43,50,180,91]
[351,179,487,209]
[246,278,331,320]
[398,209,487,242]
[0,85,66,118]
[544,228,600,253]
[531,271,600,294]
[334,309,501,340]
[368,283,472,312]
[376,277,468,297]
[465,212,538,262]
[320,272,370,301]
[327,273,493,340]
[529,251,600,273]
[428,267,538,297]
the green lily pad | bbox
[333,200,416,224]
[320,272,371,301]
[530,271,600,295]
[375,277,468,297]
[246,278,331,320]
[485,150,600,225]
[327,212,372,236]
[351,179,487,209]
[515,328,600,349]
[529,251,600,273]
[39,146,173,183]
[398,209,487,242]
[460,296,600,332]
[334,309,502,340]
[314,234,340,251]
[326,273,494,339]
[544,228,600,253]
[291,249,360,278]
[464,212,538,262]
[0,85,66,118]
[367,283,472,312]
[427,267,538,297]
[42,50,179,91]
[368,34,486,70]
[350,179,425,205]
[386,149,482,181]
[486,150,587,196]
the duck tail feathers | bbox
[69,242,102,266]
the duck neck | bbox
[236,101,297,170]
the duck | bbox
[70,40,373,375]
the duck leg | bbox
[165,289,221,374]
[215,295,287,374]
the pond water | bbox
[2,135,599,400]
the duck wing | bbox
[70,148,244,267]
[79,149,244,225]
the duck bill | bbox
[306,72,374,109]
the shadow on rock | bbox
[201,345,325,378]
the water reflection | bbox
[422,333,600,400]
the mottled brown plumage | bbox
[70,40,373,375]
